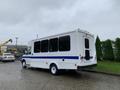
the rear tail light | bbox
[81,56,84,59]
[80,56,93,60]
[90,56,93,59]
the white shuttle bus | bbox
[21,29,97,75]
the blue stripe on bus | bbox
[22,56,79,60]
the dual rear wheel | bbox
[50,64,59,75]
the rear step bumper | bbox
[77,64,97,70]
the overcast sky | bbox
[0,0,120,45]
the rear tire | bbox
[50,64,59,75]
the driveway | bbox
[0,61,119,90]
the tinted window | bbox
[34,41,41,53]
[85,38,89,48]
[85,50,90,60]
[49,38,58,52]
[59,36,70,51]
[41,40,48,52]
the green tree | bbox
[102,39,114,61]
[95,36,102,60]
[114,38,120,62]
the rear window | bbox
[85,38,89,48]
[85,50,90,60]
[4,54,13,56]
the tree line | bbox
[95,36,120,62]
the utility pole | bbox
[15,37,18,49]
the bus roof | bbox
[31,28,94,42]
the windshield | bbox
[4,53,13,56]
[25,46,31,54]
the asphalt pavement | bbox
[0,61,120,90]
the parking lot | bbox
[0,61,119,90]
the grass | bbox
[95,60,120,74]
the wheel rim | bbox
[51,66,57,74]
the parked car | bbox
[0,53,15,62]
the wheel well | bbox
[22,59,26,62]
[49,63,57,68]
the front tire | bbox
[50,64,59,75]
[22,61,27,69]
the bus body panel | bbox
[22,29,97,70]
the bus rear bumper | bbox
[77,64,97,70]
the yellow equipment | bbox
[0,39,12,55]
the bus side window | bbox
[41,40,49,52]
[59,36,70,51]
[49,38,58,52]
[34,41,41,53]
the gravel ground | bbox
[0,61,120,90]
